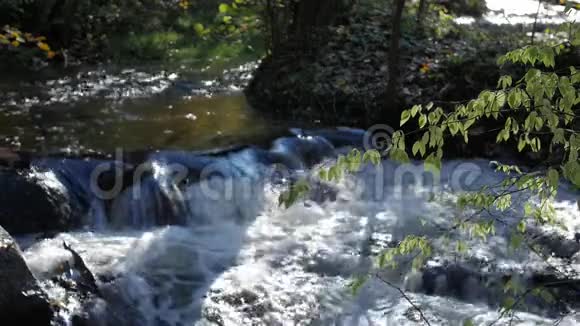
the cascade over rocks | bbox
[0,226,53,324]
[0,128,359,232]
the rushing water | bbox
[2,2,579,325]
[15,129,580,326]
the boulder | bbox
[0,226,53,324]
[0,168,71,235]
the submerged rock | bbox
[410,259,580,317]
[0,226,53,324]
[530,229,580,259]
[62,241,101,297]
[32,241,109,326]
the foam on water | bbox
[22,156,580,325]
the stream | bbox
[1,1,580,325]
[13,135,580,325]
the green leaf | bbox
[449,121,459,136]
[456,240,468,254]
[508,88,522,109]
[329,165,341,181]
[419,114,427,128]
[510,233,524,249]
[390,149,410,164]
[571,66,580,84]
[194,23,205,34]
[547,168,559,189]
[349,275,368,295]
[378,250,395,268]
[563,160,580,187]
[412,141,421,156]
[541,47,555,68]
[218,3,230,13]
[498,75,513,89]
[319,169,329,181]
[363,150,382,166]
[517,220,527,233]
[400,110,411,126]
[411,105,421,117]
[502,297,516,312]
[518,138,526,152]
[524,203,534,217]
[544,73,559,99]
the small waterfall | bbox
[25,128,352,231]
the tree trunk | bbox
[265,0,280,56]
[530,0,542,45]
[416,0,428,35]
[290,0,348,49]
[385,0,406,114]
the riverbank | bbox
[0,0,264,74]
[245,0,579,128]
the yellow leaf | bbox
[11,40,20,47]
[37,42,50,51]
[35,36,47,41]
[47,51,56,59]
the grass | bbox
[106,11,265,72]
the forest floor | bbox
[246,0,579,129]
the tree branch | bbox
[374,273,432,326]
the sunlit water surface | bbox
[21,158,580,326]
[457,0,580,25]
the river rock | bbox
[0,168,71,234]
[415,259,580,316]
[529,228,580,259]
[0,226,53,324]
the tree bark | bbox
[290,0,349,49]
[385,0,406,113]
[265,0,280,56]
[416,0,428,35]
